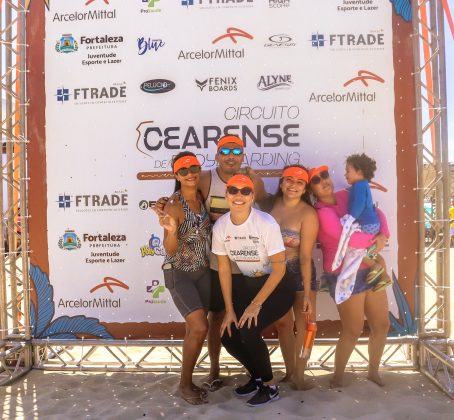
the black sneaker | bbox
[246,384,279,407]
[234,378,259,397]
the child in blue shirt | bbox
[344,153,391,291]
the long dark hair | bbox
[262,164,312,212]
[172,151,197,192]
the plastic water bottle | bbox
[300,318,317,359]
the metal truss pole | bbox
[412,0,453,399]
[0,0,32,385]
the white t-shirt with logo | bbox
[212,208,285,277]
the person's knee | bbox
[369,318,390,335]
[341,324,363,341]
[188,320,209,341]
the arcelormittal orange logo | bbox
[212,27,253,44]
[343,70,384,87]
[90,277,129,293]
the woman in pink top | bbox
[309,165,390,388]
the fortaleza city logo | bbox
[55,34,78,53]
[181,0,254,9]
[309,30,385,50]
[55,83,126,105]
[145,280,167,304]
[83,232,127,249]
[140,0,161,13]
[89,277,129,293]
[140,234,165,257]
[257,74,293,91]
[264,34,295,48]
[135,120,300,160]
[140,79,175,94]
[336,0,379,13]
[57,192,128,213]
[309,69,384,103]
[52,0,116,22]
[269,0,290,7]
[58,229,82,250]
[137,37,165,55]
[178,27,253,61]
[195,77,238,92]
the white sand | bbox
[1,369,452,419]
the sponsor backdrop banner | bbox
[26,0,417,339]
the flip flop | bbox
[181,395,208,405]
[366,244,378,259]
[202,378,224,392]
[366,265,384,284]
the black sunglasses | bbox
[176,165,201,176]
[226,186,253,196]
[218,147,243,156]
[310,170,330,185]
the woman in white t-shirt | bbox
[212,174,296,407]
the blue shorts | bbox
[322,268,373,301]
[286,258,317,292]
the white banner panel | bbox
[44,0,397,323]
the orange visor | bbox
[217,135,244,149]
[173,155,201,174]
[282,167,309,183]
[226,174,254,191]
[308,165,329,182]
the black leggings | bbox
[221,271,296,382]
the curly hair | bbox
[346,153,377,181]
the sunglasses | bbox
[226,186,253,196]
[176,165,201,176]
[218,147,243,156]
[310,170,330,185]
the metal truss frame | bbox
[0,0,32,385]
[412,0,453,399]
[31,337,417,373]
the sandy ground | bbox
[1,369,453,420]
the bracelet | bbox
[251,300,262,309]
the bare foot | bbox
[192,383,208,398]
[367,372,385,387]
[179,386,207,405]
[280,375,293,383]
[329,376,344,389]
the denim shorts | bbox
[322,268,373,301]
[286,258,317,292]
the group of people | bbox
[154,135,392,407]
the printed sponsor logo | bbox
[264,34,295,48]
[137,37,165,55]
[178,27,252,61]
[57,191,128,212]
[269,0,290,7]
[257,74,293,91]
[140,234,165,257]
[195,76,237,92]
[55,34,79,53]
[58,229,82,250]
[145,280,167,304]
[181,0,254,9]
[310,30,385,51]
[139,200,157,210]
[56,34,124,66]
[83,232,127,250]
[336,0,379,13]
[90,277,129,293]
[140,79,175,94]
[309,69,384,103]
[53,2,116,22]
[343,69,384,87]
[55,83,127,105]
[58,298,121,308]
[140,0,161,13]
